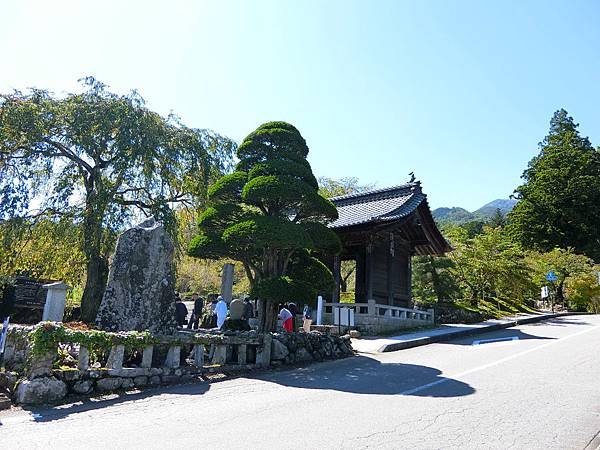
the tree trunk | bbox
[257,299,278,333]
[80,255,109,322]
[556,280,565,306]
[80,190,108,323]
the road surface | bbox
[1,315,599,449]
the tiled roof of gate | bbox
[328,183,426,229]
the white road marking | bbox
[401,323,600,396]
[472,336,519,345]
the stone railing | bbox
[3,323,353,405]
[12,326,271,405]
[322,300,434,335]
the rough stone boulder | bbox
[96,217,176,334]
[16,377,67,405]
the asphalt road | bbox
[1,315,600,449]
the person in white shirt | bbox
[215,296,228,329]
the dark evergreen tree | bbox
[508,109,600,261]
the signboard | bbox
[541,286,549,299]
[546,271,558,282]
[13,277,52,310]
[333,307,355,327]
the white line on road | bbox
[401,323,600,396]
[472,336,519,345]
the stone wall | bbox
[270,332,353,365]
[15,366,204,405]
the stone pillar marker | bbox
[316,296,323,325]
[42,281,69,322]
[221,263,234,303]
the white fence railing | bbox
[322,300,434,323]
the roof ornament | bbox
[408,172,416,183]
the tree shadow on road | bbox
[257,355,475,397]
[13,380,211,424]
[528,318,592,327]
[442,329,556,346]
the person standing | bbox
[187,293,204,330]
[174,292,188,328]
[242,297,254,320]
[279,303,293,332]
[287,302,299,331]
[302,304,313,332]
[215,296,228,329]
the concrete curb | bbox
[379,312,574,353]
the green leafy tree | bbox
[318,176,375,198]
[447,226,534,306]
[526,247,595,307]
[412,255,459,304]
[508,109,600,261]
[0,78,236,322]
[188,122,341,332]
[0,218,86,294]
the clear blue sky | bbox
[2,0,599,210]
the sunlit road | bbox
[2,315,600,449]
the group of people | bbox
[278,302,312,333]
[175,292,255,330]
[175,292,313,333]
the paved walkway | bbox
[351,311,567,353]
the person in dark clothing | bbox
[187,293,204,330]
[174,292,188,327]
[242,297,254,320]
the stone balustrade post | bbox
[78,346,90,371]
[211,344,227,365]
[29,350,56,379]
[367,299,376,316]
[164,346,181,368]
[141,346,154,368]
[237,344,247,365]
[106,345,125,370]
[192,344,204,367]
[256,334,272,367]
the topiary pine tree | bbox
[188,122,341,332]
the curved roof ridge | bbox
[330,182,421,204]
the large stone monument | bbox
[96,217,176,334]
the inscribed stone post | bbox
[221,263,234,303]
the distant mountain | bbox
[432,199,518,224]
[474,199,518,217]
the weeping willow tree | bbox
[0,78,236,322]
[188,122,341,331]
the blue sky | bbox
[1,0,599,210]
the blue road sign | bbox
[546,271,558,282]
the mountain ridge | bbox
[432,198,517,223]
